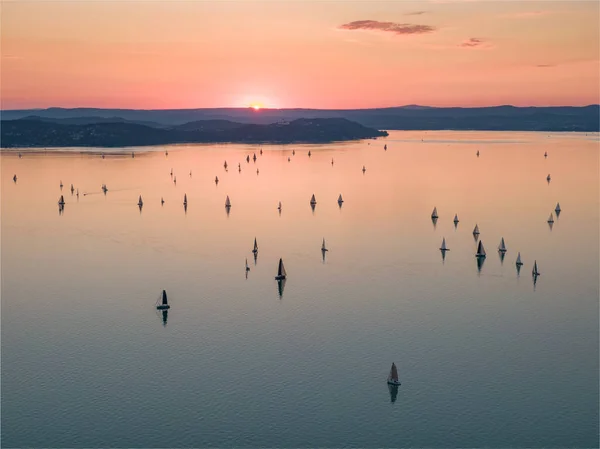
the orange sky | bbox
[1,0,599,109]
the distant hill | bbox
[0,117,388,148]
[1,105,598,131]
[19,115,167,128]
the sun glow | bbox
[251,103,262,111]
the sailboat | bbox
[246,155,250,163]
[253,153,257,162]
[555,202,561,213]
[60,180,63,189]
[138,195,143,207]
[215,176,219,184]
[476,150,480,157]
[156,289,170,310]
[275,258,287,280]
[516,252,523,266]
[132,152,135,158]
[331,158,334,166]
[278,201,282,211]
[387,363,401,386]
[310,194,317,205]
[225,195,231,208]
[183,194,187,206]
[362,165,366,173]
[260,148,263,155]
[189,170,192,177]
[498,237,507,253]
[76,189,79,197]
[338,194,344,204]
[58,195,65,206]
[245,258,250,272]
[170,168,173,176]
[224,160,228,169]
[256,168,259,175]
[384,144,387,150]
[292,150,295,156]
[288,157,291,162]
[544,151,548,158]
[102,184,108,193]
[473,224,480,236]
[161,197,165,205]
[431,207,438,219]
[532,260,540,276]
[12,175,17,183]
[547,174,551,182]
[173,176,177,184]
[440,237,448,251]
[453,214,459,224]
[547,213,554,224]
[321,238,328,252]
[70,184,74,193]
[476,240,486,258]
[252,238,258,254]
[308,151,312,157]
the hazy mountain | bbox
[0,118,388,148]
[1,105,597,131]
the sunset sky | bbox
[2,0,599,109]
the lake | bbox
[2,131,598,448]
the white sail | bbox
[275,258,287,279]
[532,260,539,276]
[431,207,438,219]
[138,195,143,206]
[310,194,317,205]
[547,213,554,223]
[453,214,459,223]
[440,237,448,251]
[225,196,231,207]
[476,240,486,257]
[338,194,343,203]
[473,224,480,235]
[555,202,561,213]
[516,252,522,265]
[498,237,506,252]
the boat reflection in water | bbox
[276,278,286,299]
[160,309,168,327]
[388,383,399,403]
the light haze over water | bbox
[2,131,598,447]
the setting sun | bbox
[251,104,262,111]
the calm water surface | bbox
[2,131,599,448]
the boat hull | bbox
[275,275,286,280]
[156,305,170,310]
[387,380,401,386]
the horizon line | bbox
[2,104,599,112]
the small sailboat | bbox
[288,157,291,162]
[76,189,79,197]
[532,260,540,276]
[473,224,480,236]
[476,150,480,157]
[173,176,177,184]
[310,194,317,205]
[102,184,108,193]
[275,258,287,280]
[246,155,250,163]
[60,180,63,189]
[161,197,165,205]
[256,168,259,175]
[277,201,282,211]
[245,258,250,272]
[165,150,168,156]
[253,153,257,162]
[170,168,173,176]
[70,184,74,193]
[555,202,561,213]
[362,165,366,173]
[138,195,143,207]
[260,148,263,155]
[338,194,343,204]
[225,195,231,208]
[308,150,311,157]
[224,160,228,169]
[58,195,65,206]
[189,170,192,177]
[292,150,295,156]
[331,158,334,166]
[387,363,401,386]
[431,207,438,219]
[384,144,387,150]
[321,238,328,252]
[476,240,486,258]
[183,194,187,206]
[440,237,448,251]
[547,174,551,182]
[516,252,523,266]
[156,289,170,310]
[12,174,17,182]
[544,151,547,158]
[132,152,135,158]
[547,213,554,223]
[252,238,258,254]
[215,176,219,184]
[498,237,507,253]
[102,153,105,159]
[453,214,459,224]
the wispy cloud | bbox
[459,38,493,49]
[339,20,435,36]
[405,11,428,16]
[536,64,556,68]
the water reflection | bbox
[310,203,316,214]
[276,278,286,299]
[388,384,399,403]
[516,263,522,277]
[498,251,506,265]
[476,256,485,274]
[441,250,446,264]
[160,309,168,327]
[431,217,438,230]
[548,221,553,231]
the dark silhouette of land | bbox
[1,105,597,147]
[0,117,387,148]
